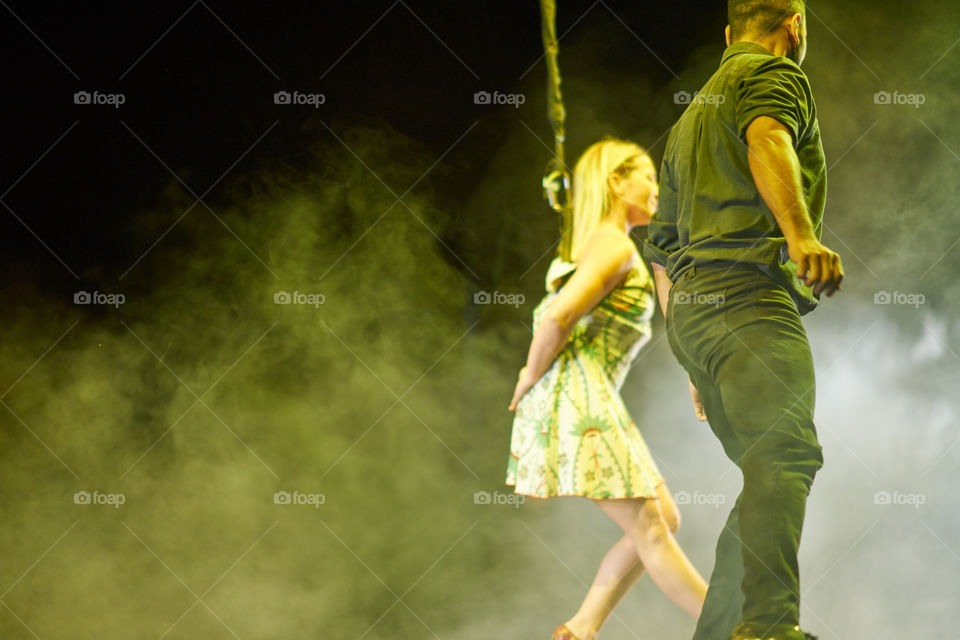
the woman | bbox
[506,138,707,640]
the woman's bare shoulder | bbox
[579,225,638,272]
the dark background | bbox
[0,1,722,291]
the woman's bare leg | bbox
[563,534,645,639]
[596,484,707,618]
[562,483,689,638]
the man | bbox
[643,1,843,639]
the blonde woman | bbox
[506,138,707,640]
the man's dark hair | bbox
[728,0,805,41]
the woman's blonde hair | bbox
[564,137,648,262]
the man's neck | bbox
[732,37,789,59]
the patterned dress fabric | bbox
[505,253,665,499]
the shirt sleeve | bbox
[736,57,813,146]
[643,154,680,267]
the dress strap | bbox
[545,256,577,292]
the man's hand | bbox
[788,235,844,297]
[689,379,707,421]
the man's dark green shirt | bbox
[643,41,827,315]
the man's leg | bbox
[667,286,746,640]
[687,371,746,640]
[708,281,823,631]
[668,266,823,636]
[691,495,745,640]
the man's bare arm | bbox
[652,262,672,318]
[745,115,844,296]
[651,262,706,421]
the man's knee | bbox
[740,431,823,490]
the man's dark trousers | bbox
[665,263,824,639]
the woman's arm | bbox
[508,227,636,411]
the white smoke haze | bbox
[1,1,958,639]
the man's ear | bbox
[787,13,802,44]
[725,25,732,46]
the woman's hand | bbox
[689,379,707,421]
[508,228,636,414]
[508,367,538,412]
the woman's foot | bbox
[552,623,595,640]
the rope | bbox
[540,0,573,261]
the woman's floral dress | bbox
[505,253,665,499]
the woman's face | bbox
[616,154,658,226]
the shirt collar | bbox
[721,41,775,64]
